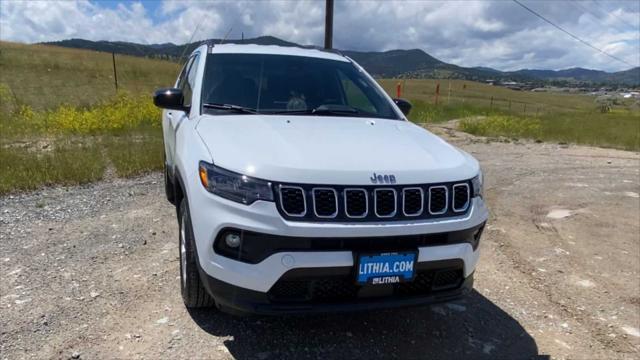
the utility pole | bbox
[324,0,334,49]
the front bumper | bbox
[200,261,475,315]
[187,171,488,293]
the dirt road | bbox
[1,126,639,360]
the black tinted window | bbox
[182,54,199,107]
[176,56,193,89]
[200,53,399,119]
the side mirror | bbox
[153,88,187,111]
[393,98,412,116]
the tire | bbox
[178,199,214,308]
[164,164,176,205]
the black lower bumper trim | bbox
[199,261,474,316]
[215,222,486,264]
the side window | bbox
[176,56,194,90]
[182,54,200,108]
[337,70,377,113]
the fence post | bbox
[112,52,119,93]
[435,82,440,105]
[447,81,451,105]
[490,96,494,110]
[523,103,527,115]
[461,82,466,104]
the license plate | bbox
[356,252,417,285]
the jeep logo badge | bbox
[370,173,396,184]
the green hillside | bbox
[44,36,640,86]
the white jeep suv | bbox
[154,43,488,315]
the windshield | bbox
[200,53,400,120]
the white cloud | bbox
[0,0,638,72]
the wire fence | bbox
[4,81,162,91]
[0,78,172,112]
[388,79,599,117]
[0,50,180,112]
[3,81,576,116]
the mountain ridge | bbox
[42,36,640,86]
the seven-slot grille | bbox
[276,180,472,222]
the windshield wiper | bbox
[272,104,360,115]
[202,103,257,114]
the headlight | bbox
[471,170,483,198]
[198,161,274,204]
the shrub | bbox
[408,99,507,123]
[458,115,541,138]
[458,112,639,151]
[1,92,161,137]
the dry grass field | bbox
[378,78,597,112]
[0,42,174,194]
[0,41,178,110]
[379,79,639,151]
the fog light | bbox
[225,233,241,248]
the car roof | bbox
[204,44,350,62]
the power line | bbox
[568,1,619,31]
[591,0,639,30]
[512,0,635,68]
[565,1,628,40]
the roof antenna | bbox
[177,17,206,67]
[219,27,233,44]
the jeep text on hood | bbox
[195,114,479,185]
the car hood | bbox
[195,115,479,185]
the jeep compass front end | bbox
[154,43,488,315]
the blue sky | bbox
[1,0,639,72]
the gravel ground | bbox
[1,126,639,360]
